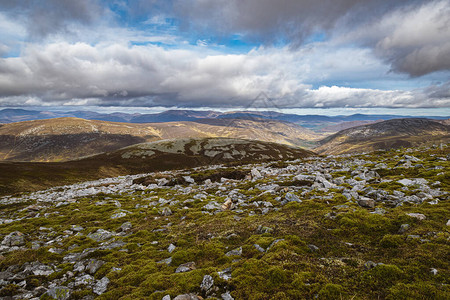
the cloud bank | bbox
[0,0,449,109]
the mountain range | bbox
[1,108,448,131]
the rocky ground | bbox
[0,145,448,299]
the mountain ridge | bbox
[315,118,450,155]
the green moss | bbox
[318,283,345,299]
[0,284,20,297]
[387,282,450,300]
[380,234,404,248]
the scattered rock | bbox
[93,277,110,295]
[222,291,234,300]
[119,222,132,232]
[406,213,426,220]
[1,231,25,247]
[254,244,265,252]
[200,274,214,291]
[225,247,242,257]
[160,207,173,216]
[87,229,113,242]
[168,243,176,253]
[44,286,71,300]
[284,192,302,203]
[175,262,196,273]
[398,224,410,234]
[364,261,378,270]
[358,197,375,208]
[221,198,233,210]
[173,294,201,300]
[308,244,319,252]
[86,259,105,274]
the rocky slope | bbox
[315,118,450,155]
[0,138,315,196]
[0,145,448,299]
[0,118,321,162]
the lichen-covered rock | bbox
[1,231,25,247]
[93,276,110,295]
[87,229,113,242]
[175,262,196,273]
[44,286,71,300]
[200,275,214,291]
[225,247,242,257]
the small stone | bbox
[430,268,438,275]
[398,224,410,234]
[168,243,176,253]
[225,247,242,257]
[251,168,262,179]
[200,275,214,291]
[254,244,265,252]
[93,276,110,295]
[111,211,127,219]
[71,225,84,232]
[218,267,232,281]
[119,222,132,232]
[45,286,71,300]
[256,225,273,234]
[221,198,233,210]
[183,176,195,184]
[364,261,377,270]
[158,257,172,265]
[447,220,450,226]
[87,229,113,242]
[175,262,196,273]
[397,179,414,186]
[74,274,94,286]
[285,192,302,203]
[406,213,426,220]
[308,244,319,252]
[86,259,105,274]
[162,295,171,300]
[358,197,375,208]
[222,291,234,300]
[160,207,173,216]
[173,294,201,300]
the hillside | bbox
[0,138,315,196]
[315,118,450,155]
[0,118,321,162]
[0,145,448,299]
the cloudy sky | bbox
[0,0,449,113]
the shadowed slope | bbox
[0,138,315,196]
[315,118,450,155]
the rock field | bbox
[0,145,448,299]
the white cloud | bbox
[0,41,448,109]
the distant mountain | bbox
[0,137,315,195]
[315,118,450,155]
[1,108,448,133]
[130,110,220,123]
[0,117,322,162]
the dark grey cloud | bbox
[170,0,449,77]
[172,0,415,44]
[341,0,450,77]
[0,0,102,38]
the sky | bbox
[0,0,449,114]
